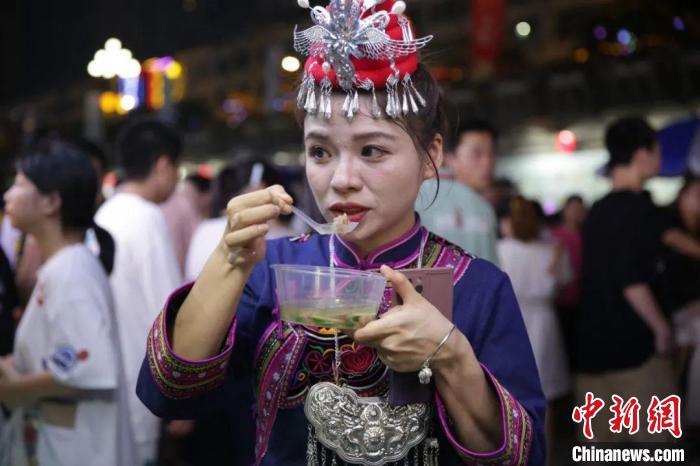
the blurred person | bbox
[161,173,212,275]
[657,174,700,427]
[186,173,213,219]
[448,118,498,197]
[0,141,135,466]
[96,118,182,466]
[485,177,517,212]
[14,136,115,309]
[184,166,239,283]
[0,206,22,270]
[497,196,571,464]
[574,116,678,443]
[416,119,500,263]
[185,159,295,282]
[529,199,554,240]
[0,245,17,356]
[550,195,586,363]
[71,137,110,207]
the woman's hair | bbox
[17,139,114,273]
[509,195,540,242]
[296,64,447,200]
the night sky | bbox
[0,0,302,104]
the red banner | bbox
[470,0,505,77]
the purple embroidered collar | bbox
[331,214,427,270]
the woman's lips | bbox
[331,208,368,223]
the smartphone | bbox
[388,267,454,321]
[386,267,455,405]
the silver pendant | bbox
[305,382,430,466]
[418,365,432,385]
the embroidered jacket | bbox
[137,221,546,465]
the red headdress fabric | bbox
[293,0,432,119]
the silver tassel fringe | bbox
[306,431,438,465]
[320,77,333,119]
[352,89,360,113]
[402,84,409,115]
[304,79,318,114]
[371,84,382,118]
[385,74,399,118]
[298,71,427,120]
[298,73,311,109]
[342,91,352,119]
[405,74,427,108]
[307,425,319,466]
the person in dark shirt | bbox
[574,117,677,443]
[0,243,18,356]
[657,174,700,314]
[658,173,700,428]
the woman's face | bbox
[304,94,441,254]
[3,172,52,233]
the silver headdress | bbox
[293,0,433,119]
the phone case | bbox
[385,267,454,406]
[389,267,453,321]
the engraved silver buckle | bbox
[304,382,430,466]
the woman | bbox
[497,196,571,464]
[549,195,585,364]
[137,1,545,464]
[0,141,135,466]
[659,174,700,427]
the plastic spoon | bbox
[290,205,359,235]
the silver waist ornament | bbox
[304,382,439,465]
[303,235,439,465]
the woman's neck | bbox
[32,222,83,262]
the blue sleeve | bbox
[135,256,272,419]
[454,259,547,465]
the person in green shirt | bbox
[417,119,500,264]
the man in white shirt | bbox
[96,118,183,465]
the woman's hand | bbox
[222,185,293,271]
[351,265,459,373]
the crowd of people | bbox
[0,0,699,465]
[0,110,697,466]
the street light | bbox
[87,38,141,79]
[281,56,301,73]
[515,21,531,38]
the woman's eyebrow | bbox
[304,131,331,142]
[352,131,397,142]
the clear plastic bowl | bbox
[271,264,387,329]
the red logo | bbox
[573,393,683,439]
[647,395,682,439]
[572,392,605,440]
[609,395,641,435]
